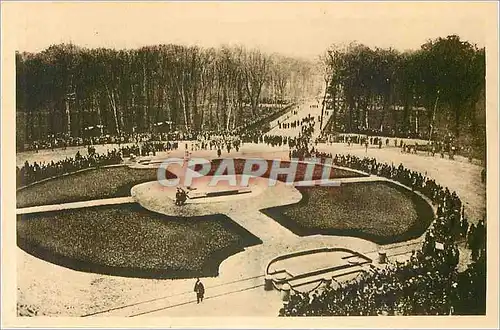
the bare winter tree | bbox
[16,43,318,143]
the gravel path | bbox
[16,197,135,215]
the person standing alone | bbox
[194,278,205,304]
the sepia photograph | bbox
[1,1,499,328]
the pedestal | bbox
[378,250,387,264]
[281,283,291,302]
[264,275,273,291]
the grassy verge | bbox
[17,160,363,208]
[16,166,175,208]
[203,159,365,181]
[261,181,434,245]
[17,203,262,279]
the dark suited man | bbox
[194,278,205,304]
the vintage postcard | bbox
[1,1,498,328]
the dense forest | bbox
[16,35,486,158]
[16,44,321,141]
[321,35,486,154]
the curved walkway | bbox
[16,197,134,215]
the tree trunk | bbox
[108,88,120,135]
[143,61,148,131]
[118,93,125,135]
[65,98,71,136]
[331,88,337,131]
[183,84,191,130]
[226,90,233,131]
[454,106,461,138]
[320,81,328,131]
[131,85,136,132]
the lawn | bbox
[17,203,262,279]
[261,181,434,245]
[16,166,176,208]
[202,158,365,181]
[17,160,363,209]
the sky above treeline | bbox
[7,2,492,59]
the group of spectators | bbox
[281,250,461,316]
[239,105,312,144]
[327,132,479,164]
[277,115,318,130]
[23,105,295,153]
[329,134,395,151]
[333,126,429,141]
[334,134,428,154]
[24,132,189,152]
[233,103,295,134]
[85,140,181,158]
[17,108,486,316]
[280,153,486,316]
[192,132,242,155]
[26,135,85,151]
[17,149,123,187]
[138,141,180,156]
[241,115,318,152]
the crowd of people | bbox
[333,127,429,141]
[326,132,479,163]
[17,103,487,316]
[16,149,123,187]
[191,132,242,155]
[277,114,318,130]
[235,103,294,132]
[240,114,317,152]
[280,153,486,316]
[23,102,295,153]
[24,132,189,152]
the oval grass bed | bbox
[204,158,366,181]
[16,166,176,208]
[16,159,362,209]
[261,181,434,245]
[17,203,262,279]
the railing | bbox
[265,247,372,292]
